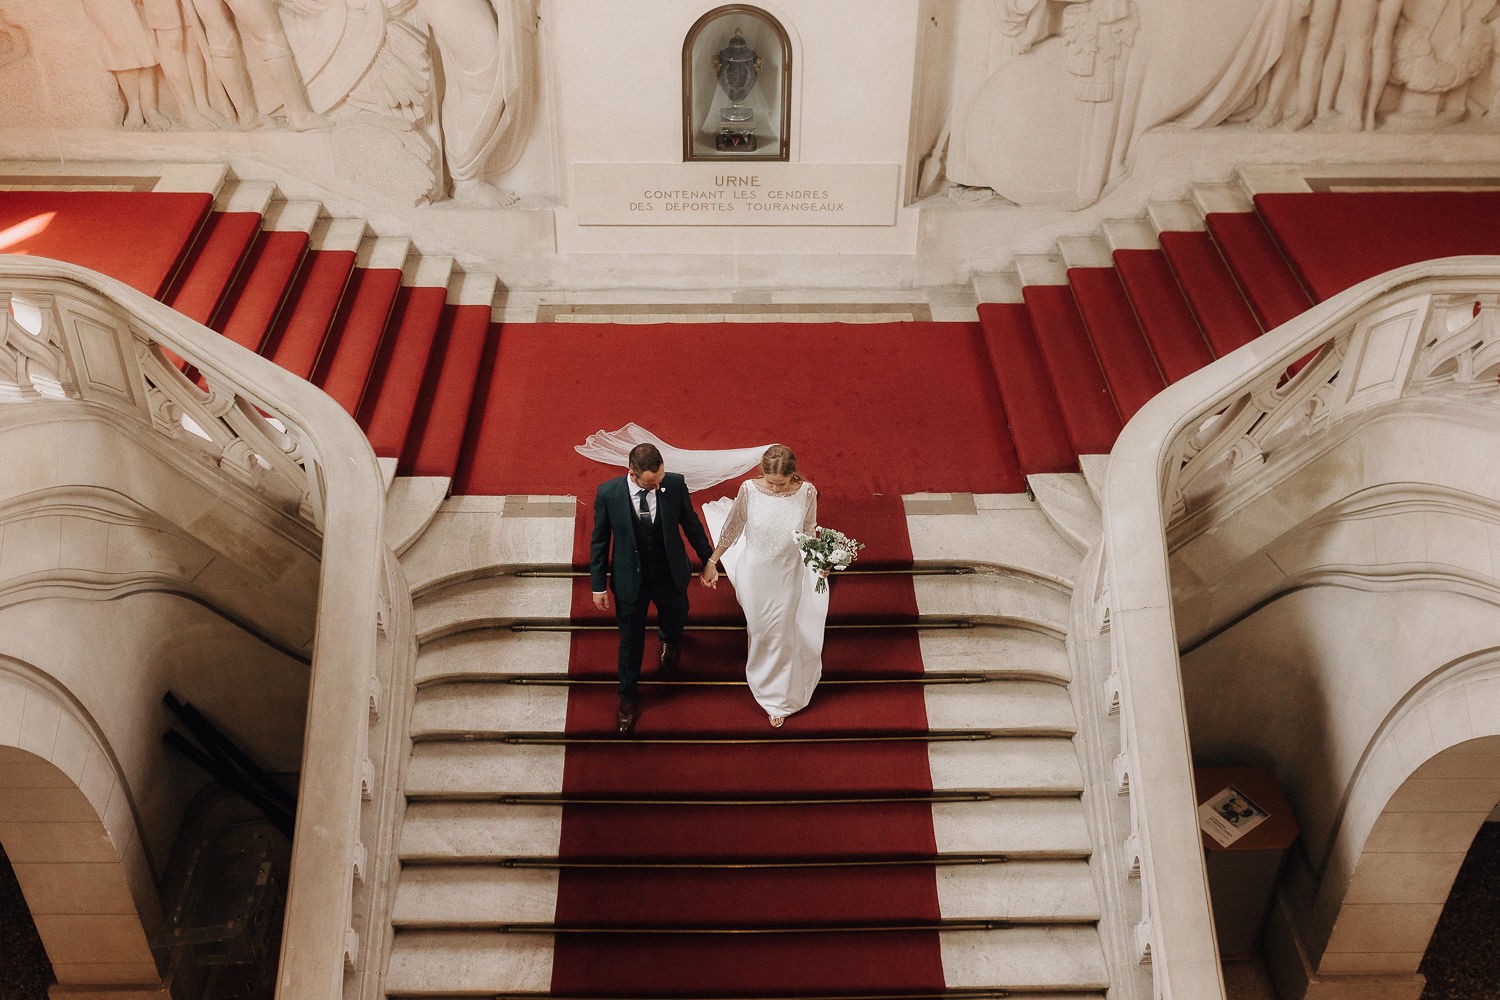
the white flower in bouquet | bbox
[794,525,865,593]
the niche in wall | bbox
[682,5,792,161]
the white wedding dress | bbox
[704,480,828,720]
[573,424,828,718]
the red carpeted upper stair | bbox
[6,183,1499,487]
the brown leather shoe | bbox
[659,641,680,675]
[615,697,638,734]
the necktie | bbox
[637,488,650,522]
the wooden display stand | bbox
[1194,765,1299,959]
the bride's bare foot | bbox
[768,715,784,728]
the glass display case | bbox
[682,5,791,161]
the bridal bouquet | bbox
[793,526,864,593]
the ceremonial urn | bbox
[713,29,763,151]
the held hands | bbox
[700,561,720,588]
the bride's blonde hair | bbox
[760,444,801,482]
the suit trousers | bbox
[614,561,688,699]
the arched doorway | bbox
[0,666,167,998]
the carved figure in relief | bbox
[415,0,536,205]
[184,0,329,130]
[142,0,231,130]
[80,0,174,129]
[1387,0,1496,124]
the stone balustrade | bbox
[1076,257,1500,1000]
[1,256,407,1000]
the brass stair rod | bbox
[448,790,1002,806]
[404,917,1095,934]
[495,674,991,686]
[411,730,1003,746]
[440,853,1019,870]
[515,566,975,578]
[513,620,975,633]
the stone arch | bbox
[1286,650,1500,998]
[0,659,167,998]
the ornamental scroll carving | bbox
[1161,293,1500,521]
[2,288,323,529]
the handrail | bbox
[1084,256,1500,999]
[0,255,400,1000]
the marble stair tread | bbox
[906,499,1082,586]
[1057,235,1114,270]
[386,926,1106,995]
[1078,454,1111,507]
[972,269,1024,303]
[393,866,558,925]
[403,736,1081,798]
[400,802,563,859]
[415,630,573,684]
[933,797,1090,855]
[911,573,1071,633]
[386,476,450,556]
[928,738,1082,793]
[1026,473,1103,554]
[1014,253,1069,286]
[1101,217,1160,252]
[399,797,1089,861]
[399,497,577,592]
[918,627,1070,683]
[407,678,1076,737]
[389,860,1097,927]
[413,574,574,640]
[1191,181,1255,216]
[941,926,1109,990]
[385,930,554,996]
[1146,198,1205,234]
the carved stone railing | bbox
[0,256,408,1000]
[1074,257,1500,1000]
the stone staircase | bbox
[376,474,1115,998]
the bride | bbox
[701,445,828,727]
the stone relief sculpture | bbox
[66,0,536,204]
[938,0,1500,209]
[80,0,175,129]
[0,9,28,72]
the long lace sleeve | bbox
[802,482,818,534]
[714,483,751,553]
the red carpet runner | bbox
[551,493,948,995]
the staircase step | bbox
[264,246,358,379]
[165,210,261,324]
[1025,474,1101,555]
[414,575,573,641]
[975,304,1075,476]
[416,631,574,684]
[1157,229,1262,357]
[1146,198,1204,235]
[404,736,1081,799]
[1100,217,1158,252]
[912,573,1071,634]
[385,477,451,556]
[405,272,498,479]
[1111,248,1215,382]
[213,228,309,351]
[1064,266,1165,422]
[1205,211,1313,331]
[361,274,452,459]
[917,628,1070,683]
[1191,181,1254,217]
[1019,283,1121,456]
[313,236,410,414]
[407,678,1076,740]
[392,860,1098,929]
[400,796,1089,865]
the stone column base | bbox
[1263,892,1426,1000]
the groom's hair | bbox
[628,443,664,473]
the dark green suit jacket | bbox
[590,472,714,602]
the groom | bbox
[590,443,716,733]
